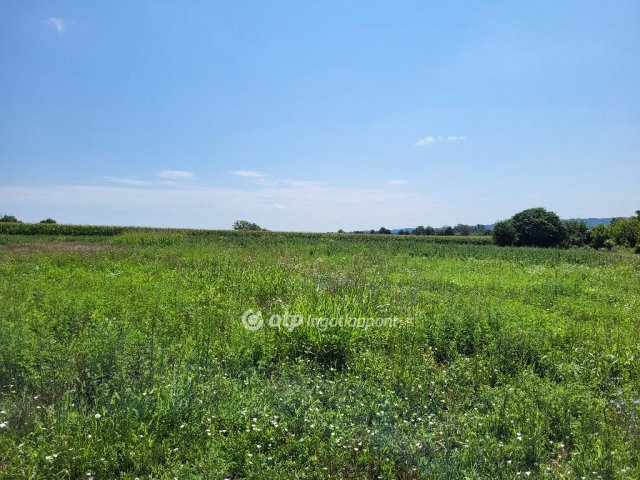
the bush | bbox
[589,224,609,249]
[563,219,589,246]
[608,217,640,247]
[492,220,516,246]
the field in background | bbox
[0,231,638,479]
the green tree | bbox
[589,224,610,249]
[492,220,516,246]
[454,224,472,236]
[609,217,640,247]
[233,220,264,231]
[39,218,57,224]
[0,214,20,223]
[510,207,568,247]
[563,219,589,246]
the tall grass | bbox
[0,232,638,478]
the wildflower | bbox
[94,413,102,420]
[0,422,7,429]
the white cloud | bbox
[272,203,288,209]
[415,135,466,146]
[415,136,437,146]
[232,170,266,178]
[156,170,193,180]
[44,18,65,33]
[387,180,408,185]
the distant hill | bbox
[389,218,612,234]
[569,218,612,228]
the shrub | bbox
[589,224,610,249]
[608,217,640,247]
[492,220,516,246]
[563,219,589,246]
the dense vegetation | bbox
[493,208,640,250]
[0,231,638,479]
[0,222,493,245]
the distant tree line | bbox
[351,224,491,236]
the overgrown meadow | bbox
[0,231,639,479]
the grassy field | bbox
[0,232,638,479]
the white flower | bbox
[94,413,102,420]
[0,422,7,429]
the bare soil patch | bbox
[1,242,111,255]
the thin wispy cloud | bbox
[104,177,154,186]
[43,17,65,33]
[387,180,408,185]
[1,178,430,231]
[415,135,466,146]
[156,170,193,180]
[232,170,266,178]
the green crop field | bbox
[0,231,638,479]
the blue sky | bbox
[1,1,639,231]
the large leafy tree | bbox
[493,208,568,247]
[510,207,568,247]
